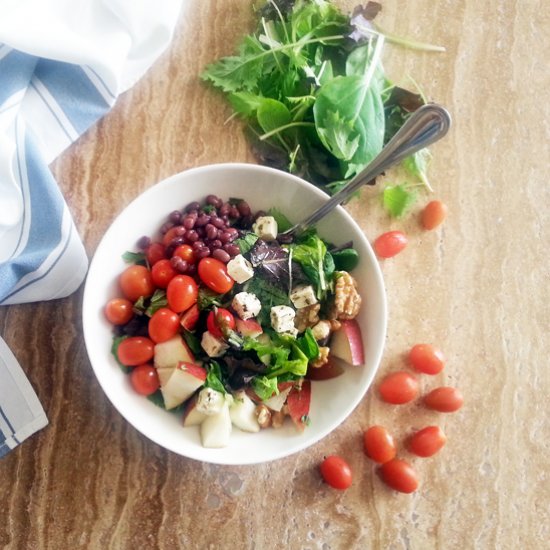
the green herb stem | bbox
[259,121,316,141]
[357,23,446,53]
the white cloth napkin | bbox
[0,0,184,456]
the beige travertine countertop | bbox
[1,1,548,548]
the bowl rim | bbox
[82,162,387,464]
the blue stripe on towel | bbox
[0,49,38,106]
[0,125,64,302]
[34,60,111,134]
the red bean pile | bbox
[137,194,257,276]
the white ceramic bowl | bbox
[82,163,387,464]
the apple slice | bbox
[182,394,208,427]
[306,358,345,381]
[180,304,200,331]
[154,335,195,369]
[229,391,260,433]
[201,401,232,448]
[262,382,293,412]
[329,319,365,366]
[286,380,311,432]
[235,318,263,338]
[159,362,206,410]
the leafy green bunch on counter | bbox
[202,0,445,217]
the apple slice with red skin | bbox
[182,394,208,427]
[180,304,200,331]
[329,319,365,366]
[235,318,263,338]
[159,362,206,410]
[154,335,195,369]
[286,380,311,432]
[306,358,345,381]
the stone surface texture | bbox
[1,1,548,549]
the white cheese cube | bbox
[227,254,254,283]
[270,305,296,334]
[252,216,278,241]
[196,387,226,416]
[201,331,228,357]
[290,285,318,309]
[232,292,262,320]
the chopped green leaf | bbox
[122,251,146,265]
[111,335,130,373]
[402,148,433,191]
[382,184,417,218]
[252,375,279,401]
[331,248,359,271]
[205,361,227,394]
[145,289,168,316]
[235,232,259,255]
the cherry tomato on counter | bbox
[363,426,397,464]
[320,455,353,490]
[130,364,160,396]
[207,308,236,339]
[408,426,447,457]
[148,307,180,343]
[117,336,154,366]
[104,298,134,325]
[424,386,464,413]
[373,231,408,258]
[379,459,419,493]
[379,371,419,404]
[409,344,446,375]
[166,275,199,313]
[421,200,448,230]
[198,257,234,294]
[119,265,155,302]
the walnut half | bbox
[329,271,362,320]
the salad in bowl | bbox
[82,163,386,464]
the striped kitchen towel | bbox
[0,0,184,456]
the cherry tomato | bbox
[373,230,408,258]
[422,200,448,230]
[130,364,160,396]
[409,344,446,375]
[408,426,447,457]
[104,298,134,325]
[162,226,183,247]
[151,258,177,288]
[379,371,419,404]
[207,308,236,339]
[119,265,155,302]
[424,386,464,412]
[319,455,352,490]
[363,426,397,464]
[173,244,195,264]
[117,336,154,366]
[148,307,180,343]
[166,275,199,313]
[379,459,419,493]
[146,242,166,266]
[198,257,234,294]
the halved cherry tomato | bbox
[151,258,177,288]
[117,336,154,366]
[373,231,408,258]
[424,386,464,412]
[173,244,195,264]
[380,459,419,493]
[145,242,166,266]
[130,364,160,396]
[104,298,134,325]
[148,307,180,343]
[408,426,446,457]
[379,371,419,404]
[119,265,155,302]
[363,425,397,464]
[206,308,236,339]
[320,455,352,490]
[198,257,234,294]
[166,275,199,313]
[409,344,445,375]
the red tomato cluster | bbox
[319,342,463,494]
